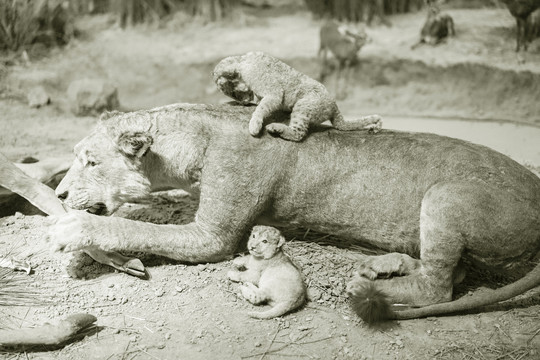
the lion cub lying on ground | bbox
[227,225,306,319]
[213,51,381,142]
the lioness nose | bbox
[57,190,68,201]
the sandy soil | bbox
[1,4,540,360]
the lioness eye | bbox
[88,161,97,167]
[262,239,268,244]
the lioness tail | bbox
[393,262,540,320]
[350,262,540,323]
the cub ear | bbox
[277,235,286,249]
[116,131,153,158]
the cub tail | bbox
[248,300,302,320]
[332,113,382,133]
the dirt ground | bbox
[1,4,540,360]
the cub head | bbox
[55,111,153,215]
[213,56,255,105]
[247,225,286,259]
[215,75,254,105]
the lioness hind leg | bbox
[354,181,538,307]
[355,253,420,280]
[352,182,477,306]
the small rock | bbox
[27,86,50,108]
[67,78,120,116]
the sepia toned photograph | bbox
[1,0,539,359]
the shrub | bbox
[303,0,425,23]
[0,0,39,51]
[0,0,73,52]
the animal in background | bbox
[318,20,371,91]
[213,52,382,142]
[526,7,540,47]
[227,226,306,319]
[365,0,393,27]
[501,0,540,51]
[411,0,455,49]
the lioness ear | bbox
[99,110,121,122]
[117,131,153,158]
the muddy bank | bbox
[287,57,540,125]
[8,55,539,127]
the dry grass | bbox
[0,268,42,307]
[303,0,425,22]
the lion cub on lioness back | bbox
[213,51,381,142]
[227,226,306,319]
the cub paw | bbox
[265,123,284,135]
[232,256,247,270]
[249,116,263,136]
[227,270,242,282]
[240,283,259,303]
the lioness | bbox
[49,103,540,320]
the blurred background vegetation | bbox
[1,0,507,53]
[0,0,435,52]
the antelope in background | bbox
[501,0,540,51]
[318,20,371,99]
[411,0,455,49]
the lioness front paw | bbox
[48,211,98,252]
[249,116,264,136]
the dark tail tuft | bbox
[349,281,394,324]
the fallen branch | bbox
[0,152,146,277]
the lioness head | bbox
[55,112,153,215]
